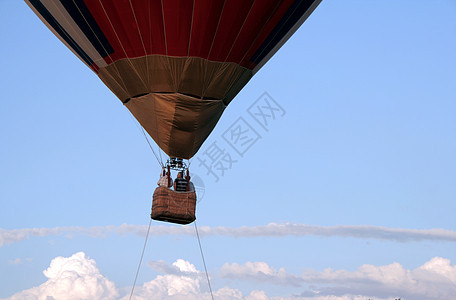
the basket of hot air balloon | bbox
[151,187,196,225]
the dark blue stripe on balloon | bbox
[250,0,316,64]
[59,0,114,58]
[28,0,94,67]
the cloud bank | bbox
[5,252,119,300]
[1,223,456,247]
[4,253,456,300]
[299,256,456,299]
[221,257,456,299]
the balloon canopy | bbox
[26,0,321,159]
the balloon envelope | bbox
[26,0,321,158]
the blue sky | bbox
[1,1,455,299]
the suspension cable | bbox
[128,113,164,167]
[129,219,153,300]
[139,125,164,167]
[194,220,214,300]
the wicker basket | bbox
[151,186,197,225]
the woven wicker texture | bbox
[151,187,197,225]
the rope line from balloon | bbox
[194,220,215,300]
[128,112,164,167]
[140,125,164,168]
[128,218,152,300]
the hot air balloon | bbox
[26,0,321,224]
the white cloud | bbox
[299,256,456,299]
[8,258,22,265]
[245,290,269,300]
[3,253,456,300]
[138,260,272,300]
[125,259,214,300]
[218,258,456,300]
[8,257,32,265]
[2,223,456,247]
[273,296,387,300]
[147,259,201,276]
[140,257,456,300]
[220,262,302,287]
[5,252,119,300]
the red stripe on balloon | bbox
[83,0,297,70]
[188,0,225,58]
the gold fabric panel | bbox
[125,93,225,159]
[98,55,252,102]
[98,55,252,158]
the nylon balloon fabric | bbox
[26,0,321,159]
